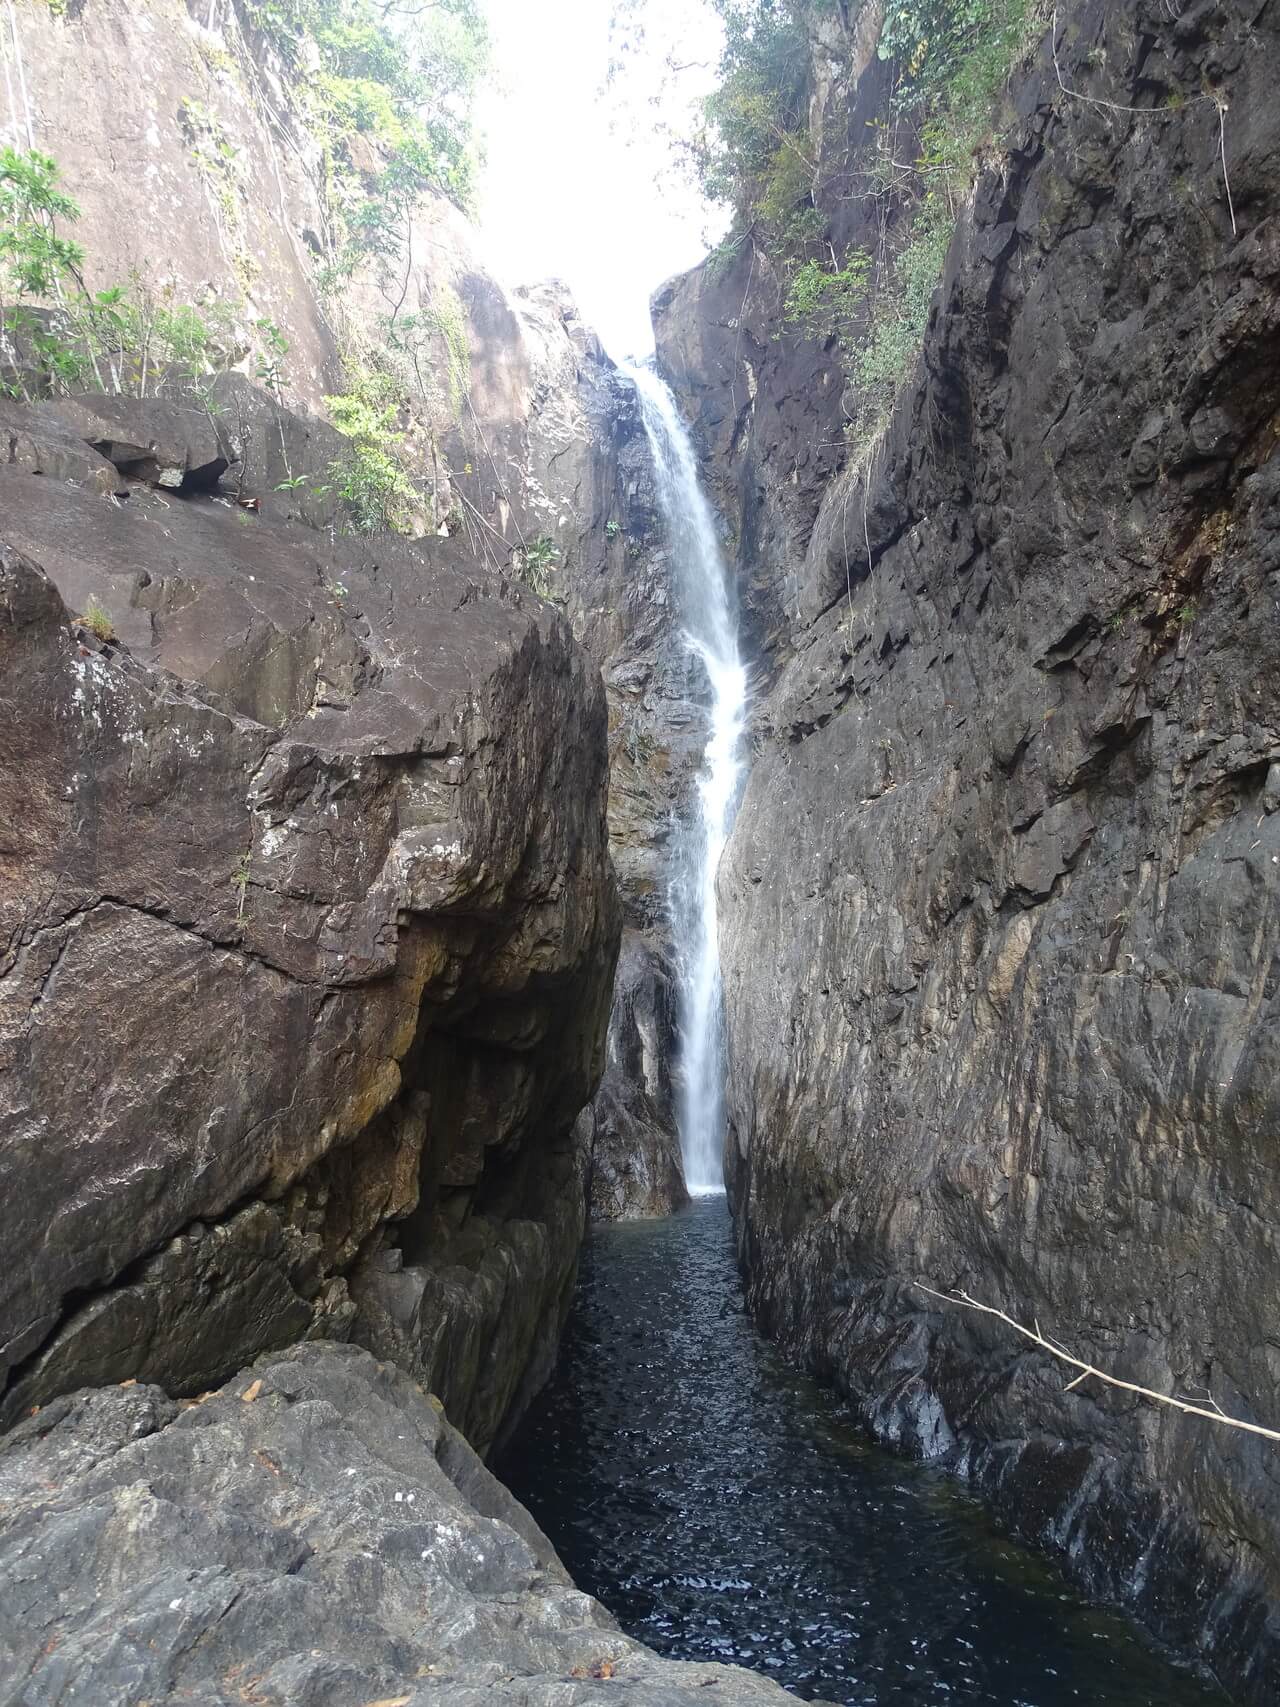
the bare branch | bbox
[1217,99,1238,236]
[1050,5,1201,117]
[915,1284,1280,1444]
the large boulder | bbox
[0,393,618,1454]
[0,1340,815,1706]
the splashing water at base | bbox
[624,362,747,1194]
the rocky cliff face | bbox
[0,387,618,1455]
[658,0,1280,1695]
[13,0,614,558]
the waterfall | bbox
[624,362,747,1194]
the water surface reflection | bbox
[500,1198,1227,1706]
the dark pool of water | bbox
[498,1196,1230,1707]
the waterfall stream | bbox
[625,363,747,1194]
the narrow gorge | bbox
[0,1,1278,1704]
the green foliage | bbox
[692,1,812,217]
[380,281,469,422]
[704,231,746,283]
[907,2,1048,197]
[605,520,621,540]
[0,148,278,401]
[324,364,419,533]
[840,0,1046,441]
[518,535,559,596]
[253,317,289,400]
[756,138,819,249]
[0,147,84,305]
[783,251,870,343]
[880,0,1039,107]
[254,0,489,226]
[690,7,853,348]
[80,597,115,642]
[692,0,1047,451]
[851,199,952,428]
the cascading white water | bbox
[624,362,747,1194]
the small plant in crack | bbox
[231,850,252,921]
[516,534,559,596]
[79,597,115,642]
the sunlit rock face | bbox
[0,388,618,1456]
[657,0,1280,1696]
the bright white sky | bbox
[476,0,728,359]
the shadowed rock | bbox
[586,931,688,1221]
[42,394,229,490]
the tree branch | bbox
[915,1283,1280,1444]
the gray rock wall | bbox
[657,0,1280,1695]
[12,0,696,1226]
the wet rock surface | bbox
[0,1340,811,1707]
[657,0,1280,1696]
[550,365,703,1219]
[0,389,618,1454]
[584,932,687,1221]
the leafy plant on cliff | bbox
[839,0,1047,442]
[783,251,870,344]
[0,147,86,389]
[880,0,1040,105]
[0,148,284,400]
[79,597,116,642]
[516,535,559,597]
[380,280,470,423]
[231,850,252,921]
[324,364,420,533]
[690,1,1049,446]
[848,197,954,434]
[0,148,82,298]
